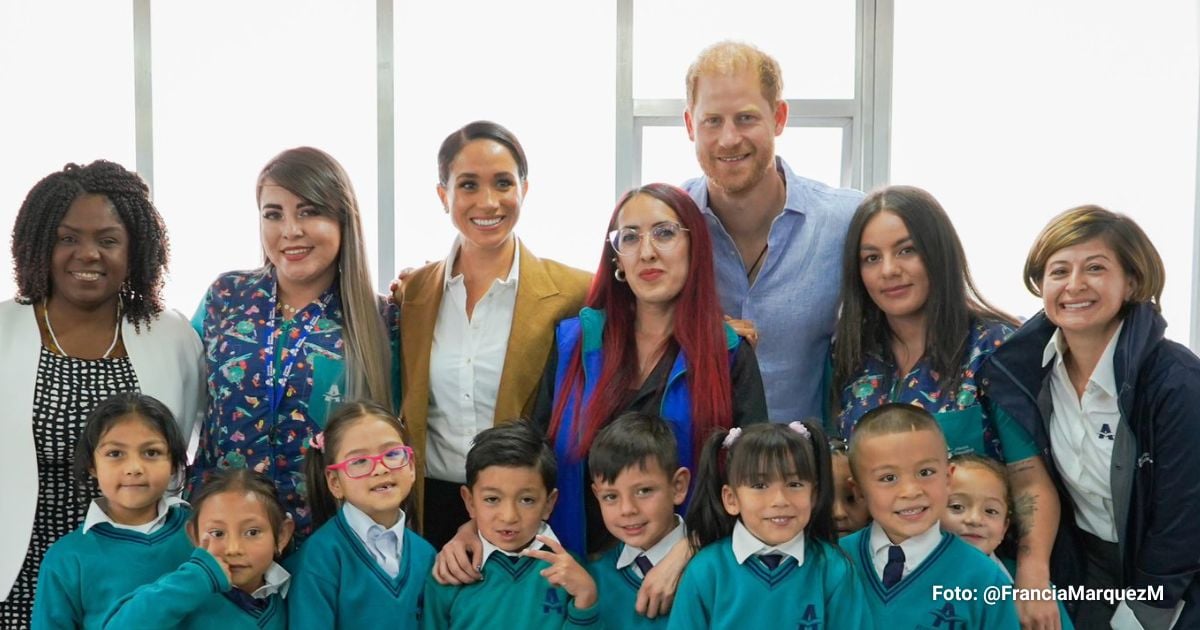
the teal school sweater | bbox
[288,510,435,629]
[422,546,600,629]
[101,548,286,629]
[31,505,193,629]
[840,528,1020,629]
[587,543,668,628]
[667,536,874,630]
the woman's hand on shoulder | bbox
[636,535,693,618]
[724,315,759,348]
[433,520,483,585]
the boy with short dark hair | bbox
[422,419,598,629]
[840,404,1019,629]
[587,412,691,628]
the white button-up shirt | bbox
[731,520,807,566]
[343,503,406,578]
[83,495,187,535]
[1044,322,1123,543]
[426,238,520,483]
[869,521,942,581]
[615,515,687,577]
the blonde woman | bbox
[189,147,397,543]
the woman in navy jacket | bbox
[981,205,1200,629]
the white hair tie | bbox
[788,421,811,439]
[722,427,743,449]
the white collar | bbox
[616,515,686,570]
[1041,322,1123,397]
[442,236,521,289]
[250,562,291,599]
[730,520,806,566]
[478,521,557,566]
[82,495,186,535]
[869,521,942,568]
[342,502,406,544]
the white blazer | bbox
[0,299,205,600]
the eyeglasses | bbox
[608,222,690,257]
[326,446,414,479]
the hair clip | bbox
[310,432,326,452]
[788,421,810,439]
[722,427,743,449]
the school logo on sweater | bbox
[324,384,342,404]
[542,589,564,614]
[1098,423,1115,440]
[796,603,821,629]
[926,602,966,629]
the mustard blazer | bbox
[400,242,592,526]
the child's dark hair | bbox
[190,468,287,542]
[466,418,556,492]
[588,411,680,484]
[686,421,836,549]
[848,403,946,479]
[73,392,187,497]
[303,400,410,529]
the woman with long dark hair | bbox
[190,147,398,544]
[830,185,1062,627]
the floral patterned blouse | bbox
[188,269,399,540]
[833,318,1036,463]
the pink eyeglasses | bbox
[325,446,414,478]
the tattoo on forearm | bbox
[1014,494,1037,539]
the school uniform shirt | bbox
[103,547,290,629]
[341,502,406,578]
[31,502,194,629]
[425,238,519,483]
[1044,322,1123,542]
[422,522,600,629]
[841,525,1019,629]
[669,527,872,630]
[587,516,687,628]
[189,269,400,541]
[868,521,943,581]
[288,506,434,630]
[81,496,187,535]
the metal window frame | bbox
[614,0,895,197]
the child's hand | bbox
[524,535,598,610]
[198,535,233,589]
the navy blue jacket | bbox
[981,302,1200,628]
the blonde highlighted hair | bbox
[256,147,394,411]
[1024,205,1165,310]
[685,40,783,109]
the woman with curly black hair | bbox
[0,160,204,628]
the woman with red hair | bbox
[536,182,767,557]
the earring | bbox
[614,267,626,283]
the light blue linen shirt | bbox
[341,502,406,578]
[683,157,862,421]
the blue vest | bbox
[549,307,738,556]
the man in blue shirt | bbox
[681,41,864,422]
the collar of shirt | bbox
[250,561,291,599]
[83,495,187,535]
[616,515,686,571]
[342,502,406,564]
[478,521,557,566]
[730,520,806,566]
[441,235,521,291]
[869,520,941,579]
[1042,321,1123,397]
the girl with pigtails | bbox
[670,421,872,630]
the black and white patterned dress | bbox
[0,348,139,629]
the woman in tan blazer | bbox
[399,121,591,547]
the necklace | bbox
[43,298,121,359]
[746,242,769,280]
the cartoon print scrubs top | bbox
[188,269,399,540]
